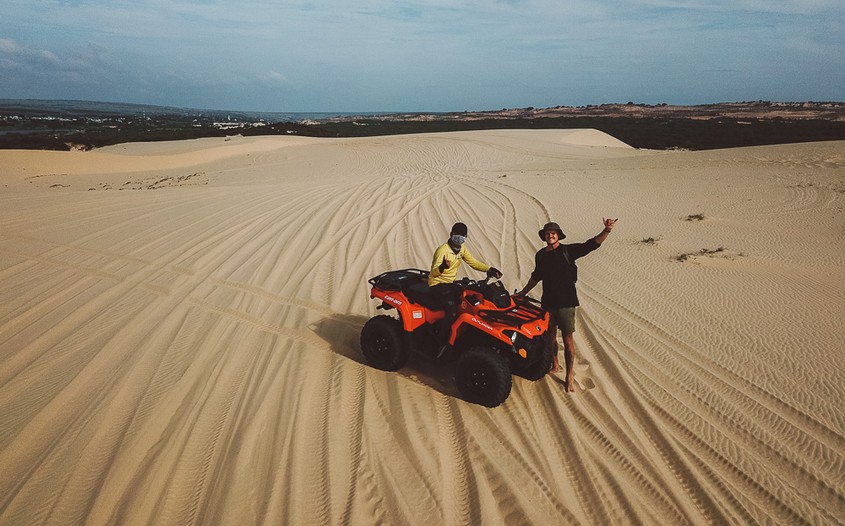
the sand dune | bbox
[1,130,844,525]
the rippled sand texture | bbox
[1,130,844,525]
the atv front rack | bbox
[477,295,546,325]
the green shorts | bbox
[548,307,577,335]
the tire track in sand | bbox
[575,300,841,523]
[434,398,478,525]
[580,279,845,469]
[466,404,589,524]
[336,364,367,526]
[575,313,731,524]
[296,173,457,308]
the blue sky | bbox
[1,0,843,112]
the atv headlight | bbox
[505,331,531,358]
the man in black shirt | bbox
[516,218,617,392]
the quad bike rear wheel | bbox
[360,315,409,371]
[455,347,512,407]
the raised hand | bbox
[439,256,450,272]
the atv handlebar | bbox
[456,274,498,290]
[514,293,543,307]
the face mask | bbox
[451,235,466,245]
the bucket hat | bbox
[538,222,566,240]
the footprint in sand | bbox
[548,362,596,392]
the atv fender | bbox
[371,286,443,331]
[448,312,512,348]
[398,303,443,332]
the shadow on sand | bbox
[309,314,461,401]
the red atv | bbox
[361,269,552,407]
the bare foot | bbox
[549,365,562,374]
[565,378,575,393]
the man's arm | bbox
[516,251,542,296]
[593,217,618,245]
[461,246,491,273]
[517,278,539,296]
[430,245,450,278]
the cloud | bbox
[0,38,63,67]
[0,37,131,101]
[612,0,841,15]
[1,0,842,110]
[0,38,18,54]
[264,70,291,86]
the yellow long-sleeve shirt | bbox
[428,242,491,286]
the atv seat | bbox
[368,268,442,310]
[403,282,442,310]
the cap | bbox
[451,222,468,237]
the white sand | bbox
[1,130,844,524]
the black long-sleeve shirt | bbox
[530,239,600,309]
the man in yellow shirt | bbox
[429,222,501,352]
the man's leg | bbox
[431,283,460,355]
[437,299,458,344]
[546,310,560,373]
[562,332,576,392]
[559,307,577,392]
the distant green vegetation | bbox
[3,100,845,151]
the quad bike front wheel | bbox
[512,344,555,381]
[455,347,512,407]
[360,315,409,371]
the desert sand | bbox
[1,130,844,525]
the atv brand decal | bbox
[470,316,495,332]
[383,294,403,306]
[413,310,423,319]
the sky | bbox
[1,0,843,112]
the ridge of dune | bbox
[418,128,634,149]
[0,135,322,180]
[468,128,634,148]
[549,128,634,148]
[1,130,844,525]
